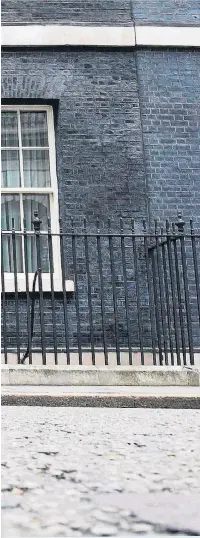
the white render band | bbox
[1,26,135,47]
[135,26,200,47]
[1,25,200,48]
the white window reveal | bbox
[1,105,74,292]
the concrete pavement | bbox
[2,407,200,537]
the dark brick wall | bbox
[1,47,149,353]
[2,0,200,26]
[136,49,200,225]
[131,1,200,26]
[1,1,132,25]
[2,48,147,225]
[2,47,200,354]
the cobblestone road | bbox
[2,407,200,537]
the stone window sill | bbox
[2,274,74,293]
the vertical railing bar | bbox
[5,205,12,271]
[155,220,168,365]
[161,228,174,365]
[1,234,8,364]
[48,218,58,365]
[175,213,194,366]
[71,218,82,365]
[8,235,12,273]
[23,219,32,364]
[131,219,144,365]
[108,218,121,366]
[143,220,157,365]
[12,219,21,363]
[84,218,96,365]
[120,219,133,365]
[59,219,70,364]
[166,220,181,365]
[190,219,200,328]
[33,212,46,365]
[96,219,108,365]
[151,246,164,365]
[172,223,186,365]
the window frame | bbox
[1,104,74,292]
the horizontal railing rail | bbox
[1,211,200,367]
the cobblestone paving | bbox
[2,407,200,537]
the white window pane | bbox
[2,235,23,273]
[23,149,51,187]
[1,112,19,147]
[23,194,50,273]
[1,194,23,273]
[1,194,21,230]
[1,149,21,187]
[25,236,49,273]
[20,111,49,147]
[23,194,50,230]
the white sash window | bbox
[1,105,73,292]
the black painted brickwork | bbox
[1,48,148,352]
[2,0,200,26]
[136,49,200,225]
[1,48,147,225]
[1,1,132,26]
[131,1,200,26]
[1,47,200,353]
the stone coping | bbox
[1,365,199,386]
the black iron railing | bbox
[1,212,200,366]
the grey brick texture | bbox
[131,1,200,26]
[2,0,200,26]
[1,48,149,354]
[1,48,147,225]
[1,46,200,355]
[136,49,200,225]
[1,1,132,26]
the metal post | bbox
[175,213,194,365]
[166,219,181,364]
[96,219,108,365]
[120,218,132,365]
[12,218,21,363]
[172,222,186,365]
[47,218,58,364]
[161,227,174,365]
[190,218,200,328]
[1,234,8,364]
[23,219,32,364]
[108,218,121,365]
[59,218,70,364]
[131,219,144,365]
[143,220,157,365]
[71,218,82,365]
[155,220,168,365]
[150,222,164,365]
[33,211,46,365]
[84,218,96,365]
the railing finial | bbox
[175,211,185,233]
[32,210,42,232]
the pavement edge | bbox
[2,393,200,408]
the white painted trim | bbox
[1,25,135,47]
[1,104,66,290]
[1,25,200,48]
[135,26,200,47]
[2,274,74,293]
[1,188,54,194]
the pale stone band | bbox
[2,25,200,48]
